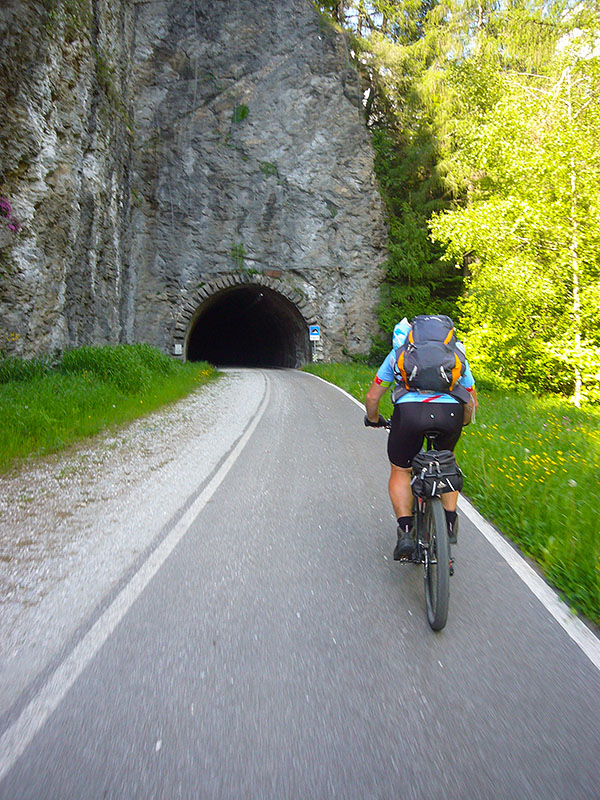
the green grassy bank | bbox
[303,362,600,627]
[0,344,218,472]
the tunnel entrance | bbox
[186,284,310,367]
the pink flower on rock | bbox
[0,198,21,233]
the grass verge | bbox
[303,362,600,626]
[0,344,219,472]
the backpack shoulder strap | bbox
[392,346,411,391]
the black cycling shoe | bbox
[393,528,415,561]
[448,516,458,545]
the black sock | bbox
[397,516,413,533]
[445,510,457,529]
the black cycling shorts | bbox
[387,401,463,469]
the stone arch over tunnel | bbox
[175,276,316,368]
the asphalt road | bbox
[1,369,599,799]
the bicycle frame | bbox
[411,432,453,630]
[413,497,426,560]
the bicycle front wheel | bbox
[423,497,450,631]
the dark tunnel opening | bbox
[186,285,310,368]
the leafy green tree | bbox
[430,20,600,404]
[341,4,466,355]
[320,0,557,354]
[316,0,600,402]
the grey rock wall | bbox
[0,0,387,361]
[130,0,386,358]
[0,0,135,357]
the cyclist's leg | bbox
[423,402,463,539]
[387,402,425,469]
[442,493,459,544]
[441,492,459,512]
[387,403,425,559]
[388,465,412,517]
[387,402,424,516]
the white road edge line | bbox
[0,374,271,781]
[305,370,600,672]
[457,497,600,671]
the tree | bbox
[340,1,469,354]
[429,17,600,403]
[315,0,600,402]
[329,0,561,355]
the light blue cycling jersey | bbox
[375,326,475,405]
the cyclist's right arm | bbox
[365,378,390,425]
[365,351,395,425]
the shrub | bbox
[0,355,54,383]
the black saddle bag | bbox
[411,450,463,498]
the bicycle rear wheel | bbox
[423,497,450,631]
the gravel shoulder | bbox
[0,369,267,718]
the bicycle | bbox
[411,430,462,630]
[388,425,461,631]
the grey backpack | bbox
[392,315,469,402]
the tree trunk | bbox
[567,67,582,408]
[334,0,346,24]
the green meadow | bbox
[0,344,218,471]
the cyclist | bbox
[364,317,478,560]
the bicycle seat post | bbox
[423,429,439,451]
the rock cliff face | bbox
[0,0,387,364]
[0,0,135,355]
